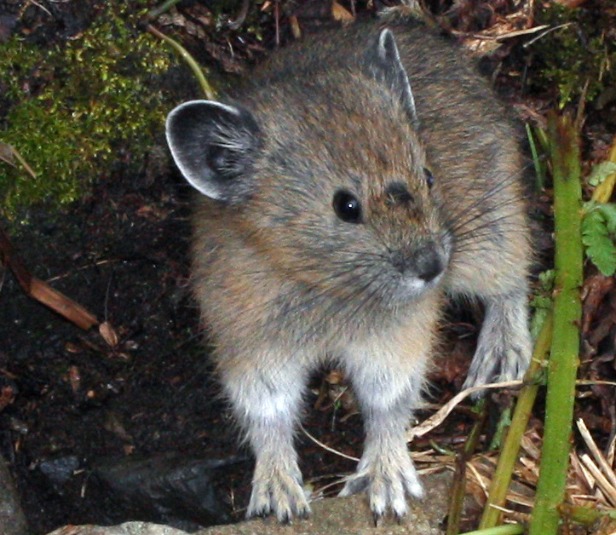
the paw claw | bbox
[466,297,532,389]
[372,511,382,527]
[340,446,423,522]
[247,465,310,523]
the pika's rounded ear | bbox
[165,100,263,203]
[367,29,418,128]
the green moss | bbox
[528,3,615,107]
[0,1,175,218]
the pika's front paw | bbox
[338,449,423,521]
[463,295,532,391]
[247,465,311,523]
[463,330,532,390]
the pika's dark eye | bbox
[423,167,435,189]
[333,190,362,223]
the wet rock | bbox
[90,453,240,529]
[39,455,81,492]
[0,453,28,535]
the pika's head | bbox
[166,29,452,309]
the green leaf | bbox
[588,161,616,186]
[582,208,616,276]
[595,203,616,234]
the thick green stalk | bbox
[479,312,552,529]
[529,112,584,534]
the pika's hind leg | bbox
[221,350,310,522]
[339,294,440,520]
[462,290,532,389]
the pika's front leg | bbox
[339,349,427,520]
[463,291,532,389]
[221,352,310,522]
[339,301,438,521]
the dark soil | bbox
[0,154,380,532]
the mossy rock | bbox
[0,1,177,219]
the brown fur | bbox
[166,9,532,523]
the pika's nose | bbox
[391,243,445,282]
[415,247,444,282]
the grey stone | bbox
[45,471,451,535]
[0,453,28,535]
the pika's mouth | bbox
[383,269,445,307]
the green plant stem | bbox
[447,399,487,535]
[479,311,552,529]
[529,111,584,535]
[146,24,216,100]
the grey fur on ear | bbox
[165,100,262,203]
[371,29,418,128]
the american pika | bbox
[165,11,532,524]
